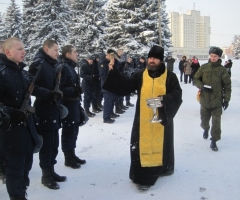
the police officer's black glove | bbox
[201,85,212,92]
[11,109,27,124]
[222,101,229,110]
[73,86,82,95]
[49,90,63,101]
[0,111,10,129]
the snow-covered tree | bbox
[4,0,22,39]
[25,0,71,63]
[106,0,153,55]
[105,0,173,56]
[69,0,107,57]
[232,35,240,58]
[22,0,39,48]
[0,13,7,41]
[161,0,173,56]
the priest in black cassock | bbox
[103,45,182,191]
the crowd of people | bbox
[0,37,232,199]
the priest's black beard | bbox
[147,62,166,78]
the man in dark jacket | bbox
[194,47,231,151]
[103,45,182,191]
[178,56,186,82]
[191,57,200,85]
[98,49,118,124]
[59,45,86,169]
[165,56,175,72]
[0,40,7,184]
[224,59,232,77]
[80,55,96,117]
[29,39,66,190]
[92,54,103,112]
[0,37,39,199]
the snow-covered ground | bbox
[1,60,240,200]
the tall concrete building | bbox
[168,9,211,59]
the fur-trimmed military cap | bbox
[209,46,223,57]
[86,55,94,60]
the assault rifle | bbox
[20,63,43,115]
[54,64,63,92]
[54,62,68,119]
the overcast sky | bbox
[1,0,239,47]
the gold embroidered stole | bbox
[139,68,167,167]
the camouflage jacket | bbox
[194,60,231,108]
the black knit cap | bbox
[148,45,164,61]
[209,46,223,57]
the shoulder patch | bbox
[100,65,104,68]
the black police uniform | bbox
[59,57,81,151]
[0,53,38,199]
[92,58,103,110]
[29,49,61,169]
[80,59,95,111]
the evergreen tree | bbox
[22,0,39,48]
[106,0,173,56]
[0,13,7,41]
[232,35,240,58]
[69,0,107,57]
[106,0,154,55]
[26,0,71,63]
[161,0,173,56]
[4,0,22,39]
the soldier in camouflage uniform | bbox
[194,46,231,151]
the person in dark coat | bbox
[0,37,40,199]
[80,55,96,117]
[92,54,103,112]
[59,45,86,169]
[224,59,232,77]
[165,56,175,72]
[178,56,186,82]
[98,49,118,124]
[139,56,146,69]
[29,39,66,190]
[191,57,200,85]
[123,57,135,107]
[103,45,182,191]
[0,40,7,184]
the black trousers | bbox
[61,123,79,152]
[5,152,33,198]
[103,92,115,121]
[39,129,59,169]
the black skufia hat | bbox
[209,46,223,57]
[148,45,164,61]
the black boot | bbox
[97,102,103,110]
[41,168,59,190]
[63,151,81,169]
[50,165,67,182]
[71,149,86,165]
[126,101,134,107]
[210,141,218,151]
[92,102,102,113]
[110,112,120,118]
[92,107,100,113]
[203,130,209,140]
[115,104,125,114]
[85,108,95,117]
[120,101,129,110]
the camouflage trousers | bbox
[200,106,222,141]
